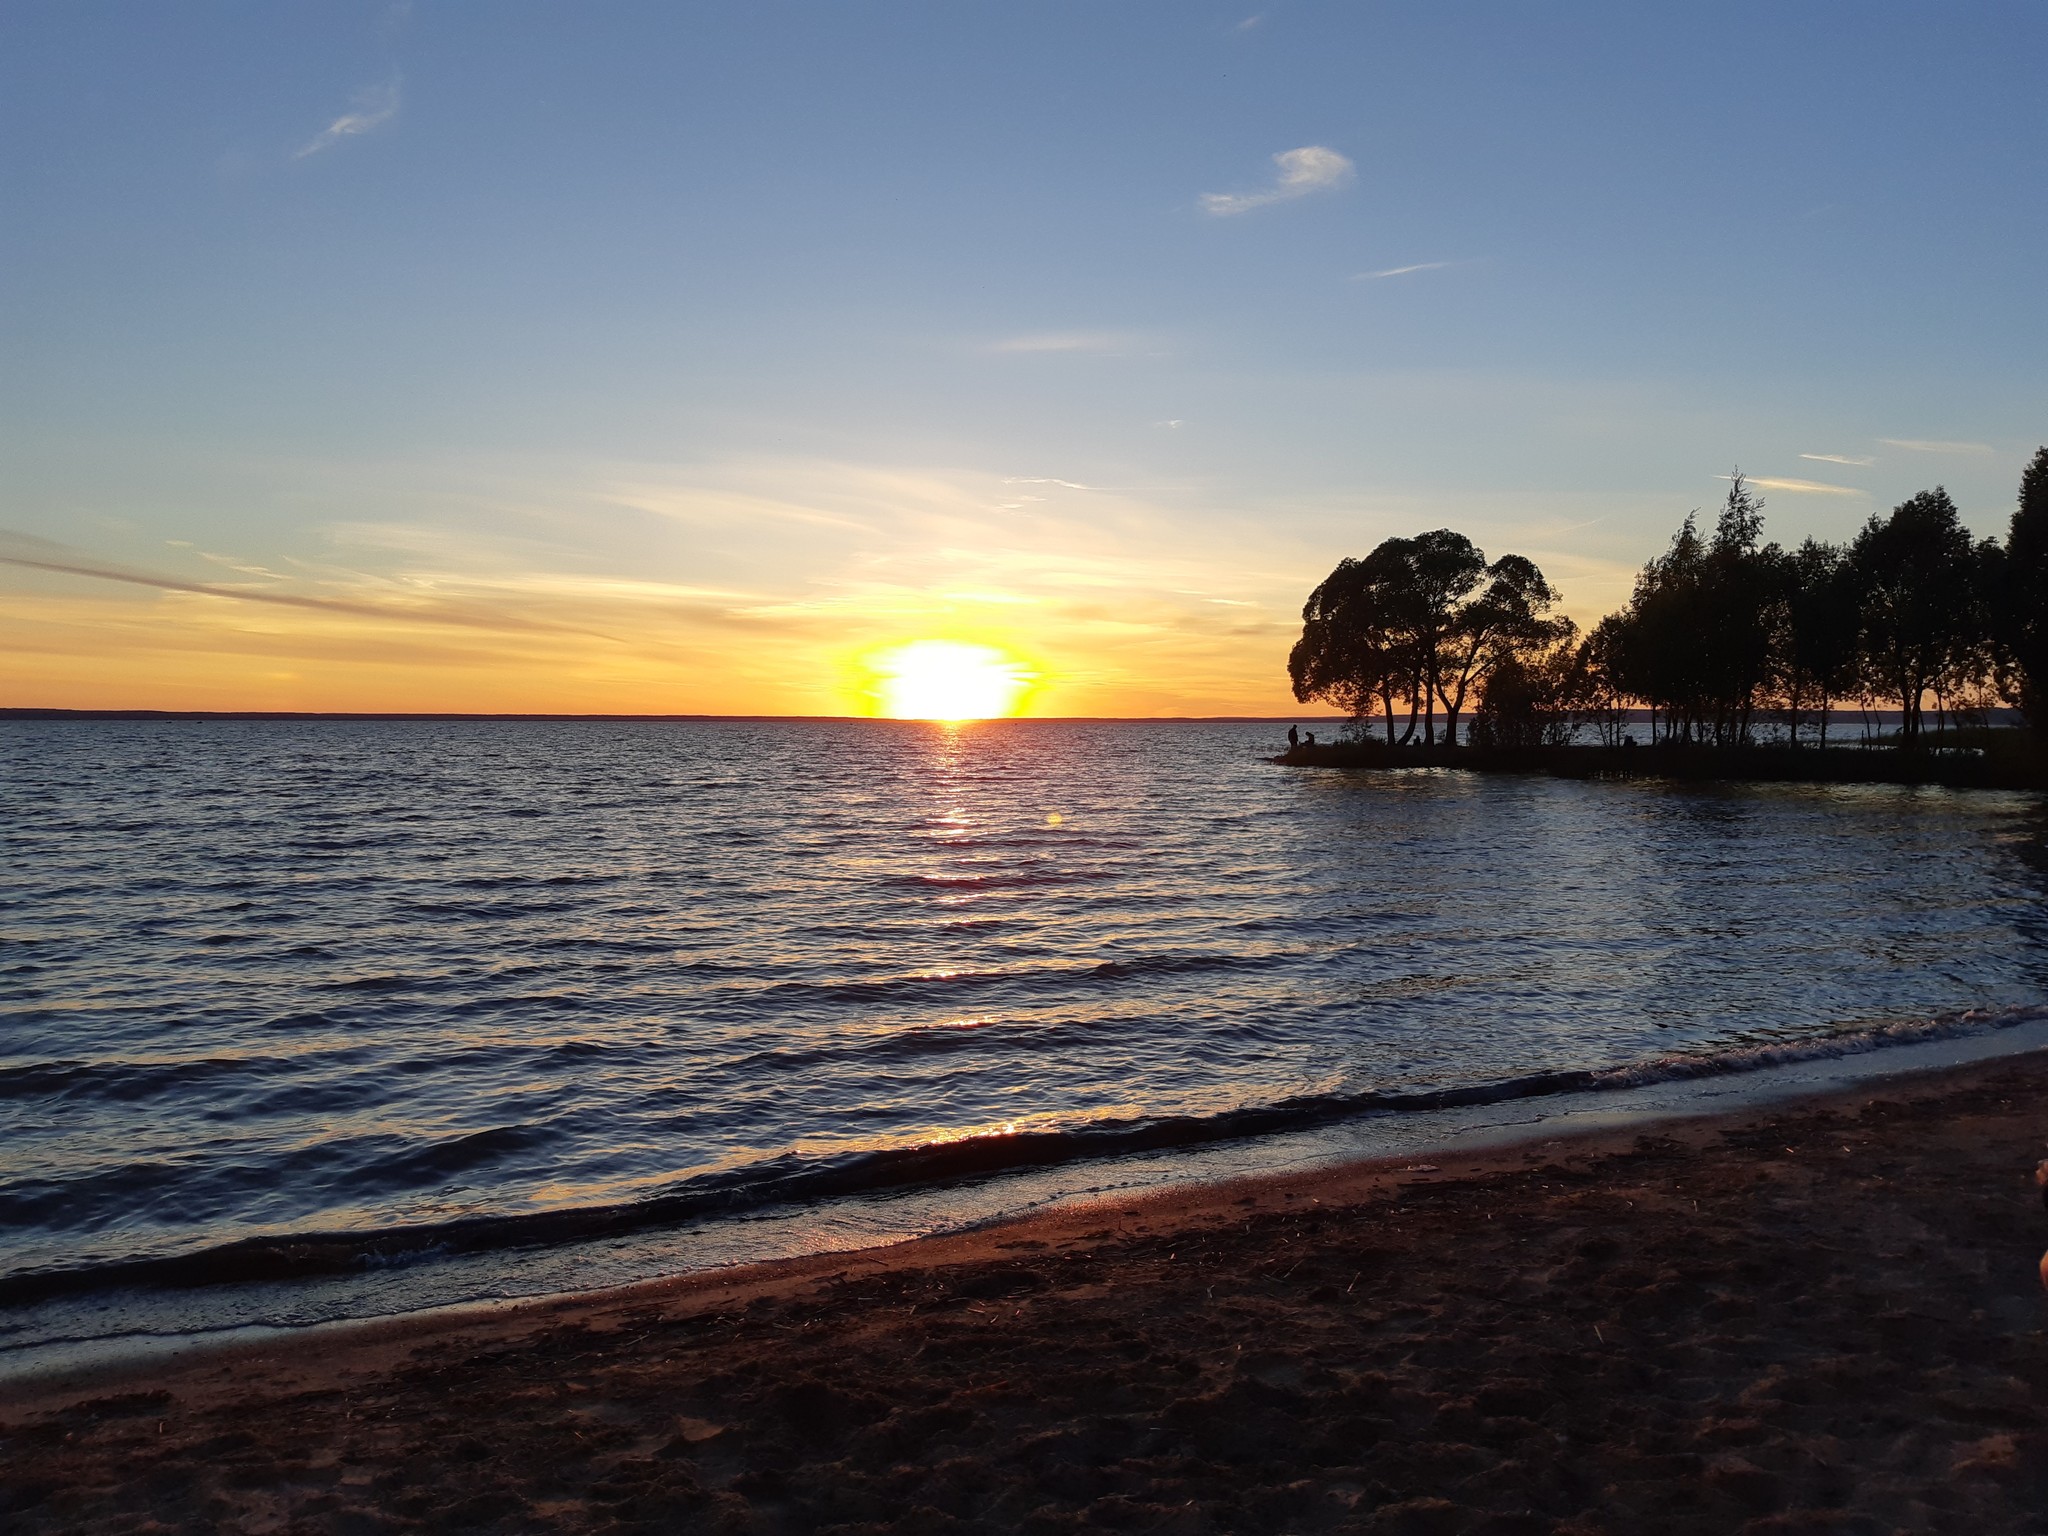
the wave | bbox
[2,1003,2039,1309]
[723,949,1294,1012]
[0,1055,292,1104]
[886,869,1107,892]
[397,900,583,919]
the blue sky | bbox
[5,2,2045,712]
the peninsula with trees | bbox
[1283,447,2048,789]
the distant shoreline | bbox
[1279,737,2048,791]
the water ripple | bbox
[3,717,2047,1297]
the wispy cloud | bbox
[1232,13,1266,31]
[1715,475,1864,497]
[989,331,1139,355]
[1354,261,1451,280]
[9,457,1591,715]
[1522,515,1609,538]
[602,482,876,534]
[1880,438,1995,455]
[0,530,589,635]
[1201,145,1353,217]
[295,77,401,159]
[1003,477,1099,492]
[1800,453,1874,467]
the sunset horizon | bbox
[11,7,2048,1531]
[8,7,2044,717]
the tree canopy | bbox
[1291,449,2048,749]
[2002,447,2048,723]
[1289,531,1564,745]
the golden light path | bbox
[868,640,1036,721]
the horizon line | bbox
[0,708,1346,724]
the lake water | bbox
[6,718,2048,1364]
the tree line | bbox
[1290,446,2048,748]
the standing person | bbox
[1287,724,1300,749]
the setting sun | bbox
[868,640,1035,720]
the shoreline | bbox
[9,1050,2048,1532]
[0,1092,1799,1414]
[1278,738,2048,791]
[11,1007,2046,1387]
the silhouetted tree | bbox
[2000,446,2048,729]
[1295,457,2037,757]
[1290,531,1562,745]
[1430,552,1569,745]
[1470,622,1580,748]
[1289,544,1426,743]
[1396,530,1488,744]
[1696,476,1781,743]
[1569,614,1633,746]
[1608,512,1704,742]
[1942,537,2004,734]
[1849,487,1984,743]
[1777,538,1859,746]
[1607,475,1782,744]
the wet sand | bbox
[6,1052,2048,1534]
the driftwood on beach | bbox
[1276,738,2048,791]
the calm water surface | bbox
[5,719,2048,1315]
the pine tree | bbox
[2001,447,2048,727]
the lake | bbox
[5,718,2046,1363]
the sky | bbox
[4,1,2046,715]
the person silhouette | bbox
[1287,724,1299,749]
[1304,730,1317,747]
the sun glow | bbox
[869,640,1035,720]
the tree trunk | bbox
[1436,657,1478,750]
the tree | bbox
[1694,476,1780,744]
[1429,552,1569,745]
[1607,513,1705,742]
[1570,614,1633,746]
[1849,487,1983,743]
[1470,622,1581,748]
[1777,538,1859,746]
[1999,446,2048,729]
[1289,530,1561,746]
[1605,476,1782,745]
[1288,544,1425,743]
[1397,530,1489,744]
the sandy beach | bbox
[6,1052,2048,1534]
